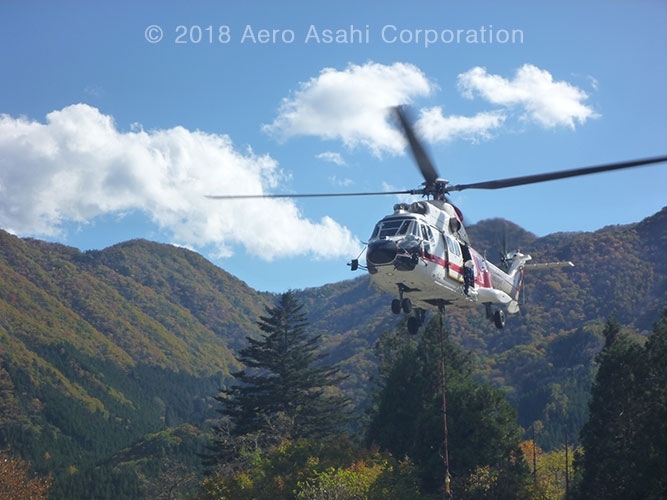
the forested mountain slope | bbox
[0,233,277,496]
[0,207,665,498]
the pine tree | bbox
[574,311,667,499]
[209,291,349,465]
[638,308,667,497]
[575,317,641,498]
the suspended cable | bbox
[438,303,452,499]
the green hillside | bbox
[0,233,269,497]
[1,207,665,498]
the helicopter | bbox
[209,106,667,334]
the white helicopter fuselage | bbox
[363,199,539,328]
[210,105,661,332]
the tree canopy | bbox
[0,449,52,500]
[208,291,349,467]
[574,310,667,499]
[367,317,530,498]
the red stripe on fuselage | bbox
[420,251,491,288]
[423,252,447,268]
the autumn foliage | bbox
[0,449,52,500]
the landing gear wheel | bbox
[391,299,402,315]
[401,298,412,314]
[494,309,506,329]
[407,316,420,335]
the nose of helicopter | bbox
[367,239,397,265]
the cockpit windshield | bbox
[370,217,419,239]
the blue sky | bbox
[1,1,666,293]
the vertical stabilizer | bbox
[507,251,532,279]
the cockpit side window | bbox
[421,224,434,243]
[404,221,419,237]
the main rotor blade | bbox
[448,155,667,192]
[206,189,417,200]
[394,106,440,185]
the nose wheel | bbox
[391,297,412,314]
[391,284,414,315]
[390,286,424,334]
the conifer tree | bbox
[575,317,644,498]
[574,311,667,499]
[209,291,349,465]
[638,308,667,497]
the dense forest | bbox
[0,207,665,498]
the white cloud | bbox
[416,106,506,143]
[264,62,595,159]
[587,75,599,92]
[316,151,347,166]
[4,64,595,261]
[0,104,361,260]
[457,64,598,128]
[262,61,435,156]
[328,176,354,187]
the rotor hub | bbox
[422,178,450,199]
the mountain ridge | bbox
[1,207,665,498]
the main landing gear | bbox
[485,304,506,329]
[390,286,426,335]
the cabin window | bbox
[446,235,461,256]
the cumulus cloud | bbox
[263,62,595,159]
[416,106,506,143]
[0,104,361,260]
[457,64,598,128]
[262,61,435,156]
[0,63,596,263]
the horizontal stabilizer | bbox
[524,261,574,271]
